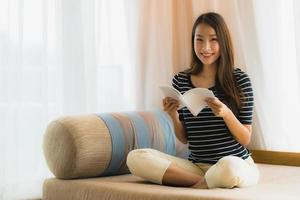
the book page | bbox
[182,88,215,116]
[159,86,185,109]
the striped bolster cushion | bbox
[43,110,189,179]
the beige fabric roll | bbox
[43,114,112,179]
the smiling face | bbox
[194,23,220,66]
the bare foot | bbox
[192,177,208,189]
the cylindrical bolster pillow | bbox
[43,110,188,179]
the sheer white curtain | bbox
[235,0,300,151]
[1,0,300,199]
[0,0,135,199]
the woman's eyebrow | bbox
[195,34,217,37]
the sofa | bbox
[42,110,300,200]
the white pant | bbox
[126,148,259,189]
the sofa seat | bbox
[43,163,300,200]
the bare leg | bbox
[162,163,208,188]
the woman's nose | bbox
[202,41,211,51]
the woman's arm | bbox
[163,97,188,144]
[169,114,187,144]
[205,97,251,146]
[222,110,252,146]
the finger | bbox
[169,104,178,111]
[163,102,168,111]
[163,97,172,105]
[166,97,176,101]
[169,100,180,108]
[206,101,219,110]
[213,97,223,105]
[206,97,222,106]
[174,101,180,108]
[171,101,180,109]
[163,100,171,110]
[165,102,177,111]
[205,97,215,102]
[207,103,222,116]
[213,98,223,107]
[210,108,220,116]
[167,98,179,103]
[207,100,222,110]
[163,98,175,107]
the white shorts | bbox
[126,148,259,189]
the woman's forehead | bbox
[195,23,216,36]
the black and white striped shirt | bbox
[172,68,253,164]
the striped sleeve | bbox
[172,74,184,121]
[235,70,254,125]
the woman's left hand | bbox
[205,97,231,118]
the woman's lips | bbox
[201,53,214,57]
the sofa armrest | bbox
[250,150,300,166]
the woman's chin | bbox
[200,60,217,65]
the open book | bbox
[160,86,215,116]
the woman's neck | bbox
[191,64,217,89]
[198,64,217,78]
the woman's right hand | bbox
[162,97,180,118]
[163,97,187,143]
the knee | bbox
[219,156,242,171]
[218,156,259,188]
[218,156,242,179]
[126,148,154,173]
[126,148,171,184]
[205,156,243,188]
[127,148,154,161]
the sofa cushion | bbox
[43,163,300,200]
[43,111,188,179]
[43,114,112,179]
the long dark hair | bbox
[185,12,242,114]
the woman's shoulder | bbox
[172,70,191,89]
[173,70,190,80]
[233,68,251,81]
[233,68,252,89]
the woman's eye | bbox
[196,38,203,41]
[211,38,218,41]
